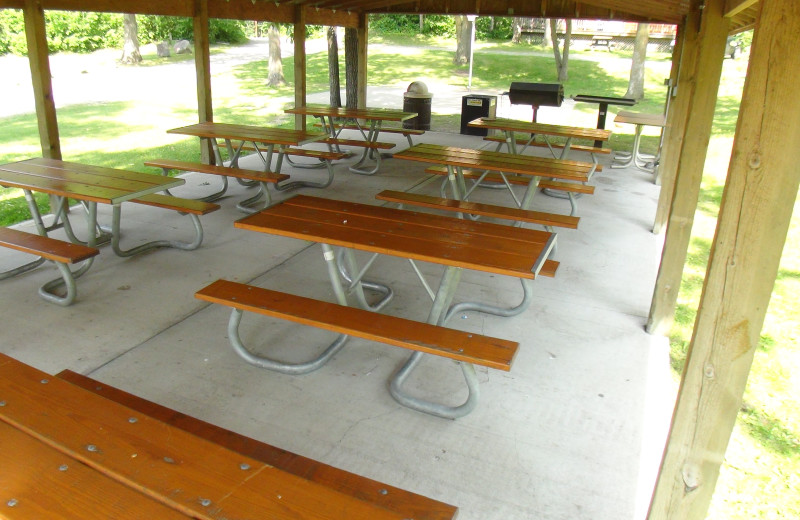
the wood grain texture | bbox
[0,227,99,263]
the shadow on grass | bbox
[739,404,800,458]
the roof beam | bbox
[725,0,757,18]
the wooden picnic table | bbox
[393,143,593,215]
[215,194,558,418]
[572,94,636,146]
[285,105,418,175]
[0,158,215,303]
[468,116,611,159]
[0,352,456,519]
[611,110,668,172]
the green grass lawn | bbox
[0,37,797,519]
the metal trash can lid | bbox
[405,81,432,99]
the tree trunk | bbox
[511,17,522,44]
[120,14,142,64]
[542,18,551,48]
[550,19,571,82]
[625,23,650,100]
[327,27,342,107]
[344,27,358,109]
[419,15,424,32]
[266,24,286,87]
[453,15,471,65]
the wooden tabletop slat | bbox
[0,354,409,520]
[285,105,417,122]
[614,111,667,126]
[413,143,597,171]
[0,169,131,204]
[236,196,554,279]
[0,422,191,519]
[167,122,327,146]
[284,195,554,247]
[1,161,166,192]
[30,157,178,187]
[468,117,612,140]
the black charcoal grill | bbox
[506,82,564,122]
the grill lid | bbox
[508,82,564,107]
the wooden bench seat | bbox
[424,166,596,194]
[57,369,459,520]
[376,189,580,230]
[314,121,425,136]
[0,352,439,520]
[238,144,347,162]
[0,227,99,306]
[131,193,221,215]
[485,135,611,156]
[196,279,519,371]
[144,158,289,184]
[323,137,395,150]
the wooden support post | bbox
[23,0,60,160]
[647,1,800,518]
[646,0,730,335]
[193,0,214,164]
[293,6,307,130]
[653,23,685,188]
[356,12,368,109]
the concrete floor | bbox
[1,130,675,520]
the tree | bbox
[326,27,342,107]
[550,19,571,82]
[266,23,286,87]
[453,15,471,65]
[625,23,649,100]
[344,27,358,108]
[120,14,142,64]
[511,17,523,44]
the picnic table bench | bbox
[197,195,557,418]
[0,352,459,519]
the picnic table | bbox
[285,105,419,175]
[0,158,215,304]
[393,143,593,216]
[572,94,636,146]
[0,352,458,519]
[197,195,558,418]
[468,117,612,161]
[611,110,667,172]
[164,122,329,211]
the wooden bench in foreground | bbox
[57,369,459,520]
[0,227,99,306]
[0,352,458,519]
[376,189,580,230]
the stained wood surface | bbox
[144,158,290,183]
[323,138,395,149]
[468,117,612,141]
[196,279,519,370]
[484,136,612,155]
[0,227,99,264]
[0,353,411,520]
[130,194,221,215]
[0,158,183,205]
[376,189,580,229]
[394,143,592,181]
[286,105,417,122]
[56,369,460,520]
[167,122,326,147]
[235,195,557,279]
[614,111,667,127]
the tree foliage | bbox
[0,10,247,56]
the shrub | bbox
[138,16,248,45]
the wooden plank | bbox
[0,227,99,264]
[0,169,130,204]
[376,190,580,229]
[468,117,612,141]
[614,111,667,126]
[0,421,191,519]
[484,136,611,156]
[23,0,61,160]
[647,1,800,519]
[412,143,595,171]
[56,369,460,520]
[235,196,554,279]
[130,194,220,215]
[538,180,596,195]
[287,106,416,122]
[167,122,325,146]
[2,161,166,192]
[646,0,731,335]
[196,280,519,370]
[425,166,530,186]
[0,353,410,520]
[144,158,290,183]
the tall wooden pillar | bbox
[652,23,685,189]
[648,1,800,518]
[646,0,730,335]
[193,0,213,163]
[23,0,60,159]
[356,12,368,109]
[293,6,307,130]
